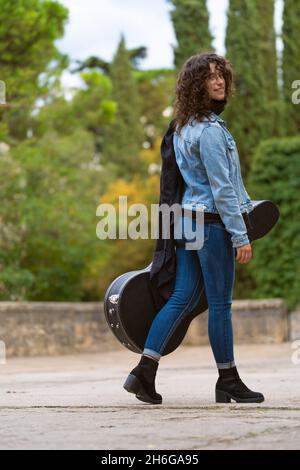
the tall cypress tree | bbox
[255,0,284,137]
[256,0,278,101]
[282,0,300,135]
[101,34,145,180]
[168,0,213,71]
[225,0,270,176]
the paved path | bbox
[0,343,299,449]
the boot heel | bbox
[216,389,231,403]
[123,374,141,395]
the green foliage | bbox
[32,68,119,194]
[1,0,299,306]
[134,68,176,143]
[256,0,278,101]
[0,0,69,141]
[1,130,102,300]
[0,145,34,300]
[101,34,146,180]
[246,136,300,312]
[34,71,116,141]
[168,0,213,70]
[224,0,272,176]
[94,174,161,298]
[282,0,300,135]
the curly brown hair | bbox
[173,52,234,136]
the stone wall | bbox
[0,298,295,358]
[0,301,122,358]
[182,298,289,346]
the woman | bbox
[123,52,264,405]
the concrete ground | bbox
[0,342,300,450]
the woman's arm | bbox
[199,124,250,248]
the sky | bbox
[56,0,284,89]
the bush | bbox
[246,136,300,312]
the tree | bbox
[93,170,161,297]
[4,129,103,301]
[134,68,176,147]
[168,0,214,71]
[246,135,300,312]
[72,46,147,74]
[101,34,146,180]
[34,70,116,159]
[0,0,69,141]
[256,0,278,101]
[224,0,270,176]
[282,0,300,135]
[256,0,285,138]
[0,143,33,300]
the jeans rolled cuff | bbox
[217,360,236,369]
[143,348,162,361]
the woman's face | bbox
[206,62,225,101]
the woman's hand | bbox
[235,243,252,264]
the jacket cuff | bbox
[232,234,250,248]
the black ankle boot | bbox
[215,367,264,403]
[123,355,162,404]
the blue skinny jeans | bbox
[143,215,237,369]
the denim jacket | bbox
[173,112,253,248]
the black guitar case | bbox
[104,200,280,355]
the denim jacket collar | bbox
[202,111,225,124]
